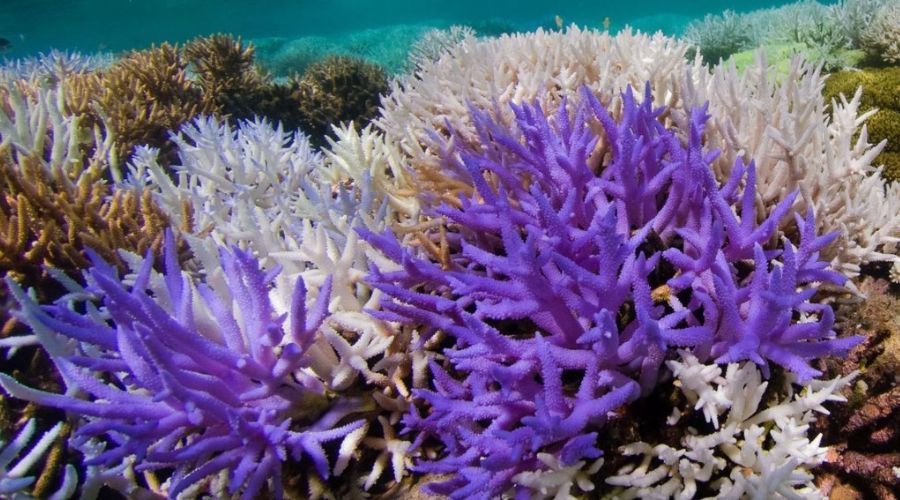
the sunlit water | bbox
[1,0,817,58]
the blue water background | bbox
[1,0,829,59]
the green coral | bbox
[728,43,865,76]
[824,67,900,183]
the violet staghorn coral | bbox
[360,84,860,498]
[0,232,367,499]
[127,115,423,492]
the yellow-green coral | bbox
[824,67,900,183]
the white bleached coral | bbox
[603,351,855,500]
[511,454,604,500]
[376,26,701,178]
[685,54,900,277]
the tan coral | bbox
[0,75,174,293]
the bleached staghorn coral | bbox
[603,352,855,499]
[859,0,900,64]
[683,10,759,64]
[683,54,900,277]
[128,116,423,491]
[0,49,113,82]
[322,122,419,218]
[833,0,891,48]
[376,26,703,189]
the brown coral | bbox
[94,44,209,167]
[183,33,272,120]
[57,44,210,169]
[815,278,900,499]
[0,146,170,283]
[293,55,389,143]
[0,79,176,302]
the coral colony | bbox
[361,86,859,498]
[1,17,899,500]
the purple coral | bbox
[0,233,364,499]
[360,84,861,498]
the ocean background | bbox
[1,0,825,59]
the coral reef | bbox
[361,85,859,498]
[293,55,388,143]
[374,26,899,277]
[684,0,885,70]
[824,66,900,183]
[0,19,896,500]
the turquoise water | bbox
[1,0,817,58]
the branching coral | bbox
[73,43,210,168]
[859,0,900,64]
[824,66,900,183]
[183,34,272,121]
[832,0,891,48]
[683,10,759,64]
[687,55,900,277]
[0,233,368,499]
[371,27,898,276]
[376,26,700,186]
[605,352,854,499]
[126,115,422,492]
[0,79,172,299]
[0,49,113,83]
[359,85,859,499]
[293,55,388,143]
